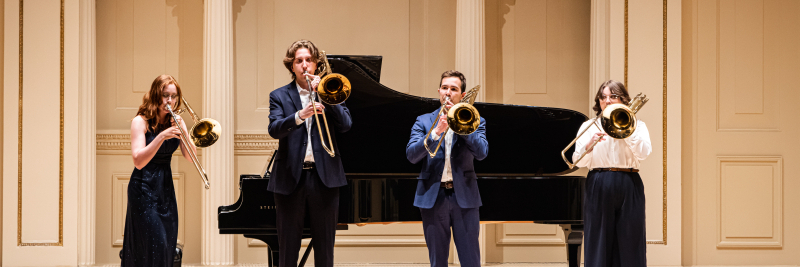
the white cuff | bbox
[294,112,305,125]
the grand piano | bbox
[219,55,588,267]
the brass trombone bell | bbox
[175,97,221,148]
[317,73,351,105]
[424,85,482,158]
[560,93,649,169]
[602,104,635,139]
[447,85,481,135]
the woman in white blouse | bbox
[573,80,652,267]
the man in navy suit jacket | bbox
[406,70,488,267]
[267,40,352,267]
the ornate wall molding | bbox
[97,134,276,154]
[17,0,65,247]
[625,0,669,245]
[96,134,132,151]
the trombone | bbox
[424,85,481,158]
[560,93,649,169]
[166,97,220,189]
[304,50,351,157]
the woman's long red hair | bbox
[136,74,183,132]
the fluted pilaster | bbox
[202,0,235,265]
[455,0,486,102]
[78,0,97,265]
[454,1,487,264]
[590,0,612,112]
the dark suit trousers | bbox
[420,187,480,267]
[584,170,646,267]
[274,168,339,267]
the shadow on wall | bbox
[485,0,514,104]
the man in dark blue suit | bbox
[267,40,352,267]
[406,70,488,267]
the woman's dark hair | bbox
[592,80,631,116]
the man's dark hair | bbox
[439,70,466,92]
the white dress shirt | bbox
[294,82,315,163]
[572,118,652,170]
[431,128,454,182]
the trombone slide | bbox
[305,71,336,157]
[423,97,449,158]
[167,105,211,189]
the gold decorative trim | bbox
[97,134,278,151]
[18,0,65,247]
[661,0,668,246]
[235,134,274,140]
[234,134,279,151]
[624,0,628,87]
[97,134,130,139]
[96,134,134,151]
[16,0,22,247]
[624,0,668,245]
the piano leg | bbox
[298,241,313,267]
[560,224,584,267]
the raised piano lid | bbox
[328,55,588,176]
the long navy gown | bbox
[121,130,180,267]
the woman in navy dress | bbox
[121,74,196,267]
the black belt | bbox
[302,161,316,169]
[593,168,639,173]
[440,181,453,189]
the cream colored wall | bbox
[625,0,683,265]
[682,0,800,265]
[95,0,204,265]
[483,0,590,263]
[2,0,81,265]
[485,0,590,113]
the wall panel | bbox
[111,173,185,246]
[3,0,80,264]
[495,223,564,245]
[492,0,589,114]
[717,156,782,248]
[686,0,800,264]
[717,0,778,131]
[97,0,201,132]
[19,0,62,245]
